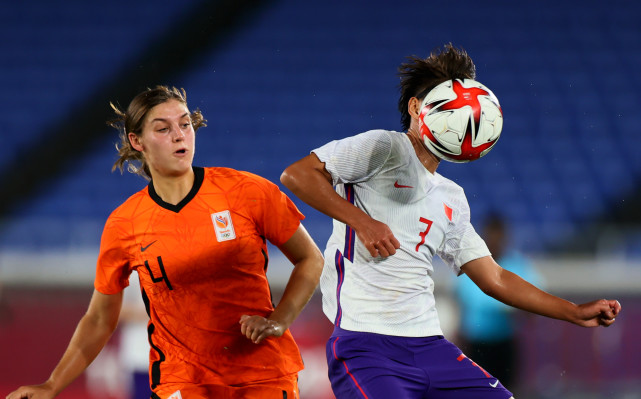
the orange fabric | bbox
[95,167,305,391]
[154,373,299,399]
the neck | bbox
[406,128,440,174]
[150,168,195,205]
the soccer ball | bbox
[418,79,503,163]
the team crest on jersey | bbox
[167,390,182,399]
[211,210,236,242]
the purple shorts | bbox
[326,327,513,399]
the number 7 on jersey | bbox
[415,217,433,252]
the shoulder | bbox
[203,166,258,180]
[314,129,403,161]
[100,187,150,241]
[202,166,279,194]
[107,187,151,222]
[433,173,471,216]
[318,129,397,148]
[434,172,466,197]
[356,129,403,145]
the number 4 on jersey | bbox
[415,217,433,252]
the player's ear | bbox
[128,132,144,152]
[408,97,422,119]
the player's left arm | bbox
[240,224,323,344]
[461,256,621,328]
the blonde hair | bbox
[108,86,207,179]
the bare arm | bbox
[7,289,123,399]
[281,153,400,257]
[240,224,324,344]
[461,256,621,327]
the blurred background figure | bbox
[118,273,152,399]
[454,213,543,393]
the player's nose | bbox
[172,127,186,142]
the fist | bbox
[239,315,285,344]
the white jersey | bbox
[312,129,490,337]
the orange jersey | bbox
[95,167,305,393]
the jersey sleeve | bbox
[251,175,304,247]
[312,129,393,185]
[437,187,490,275]
[94,214,132,294]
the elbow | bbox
[97,311,120,333]
[280,168,294,190]
[280,162,303,192]
[465,258,510,301]
[311,250,324,282]
[476,281,494,297]
[476,279,504,301]
[85,306,120,335]
[297,247,324,282]
[305,249,325,288]
[81,312,119,340]
[281,165,307,195]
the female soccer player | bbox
[280,44,621,399]
[7,86,324,399]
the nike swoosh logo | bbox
[489,380,499,388]
[140,240,157,252]
[394,181,413,188]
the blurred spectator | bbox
[0,280,4,323]
[118,272,152,399]
[84,272,151,398]
[454,213,543,390]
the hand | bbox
[6,383,56,399]
[354,217,401,258]
[239,315,285,344]
[573,299,621,327]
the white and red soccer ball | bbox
[418,78,503,163]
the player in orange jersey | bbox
[6,86,324,399]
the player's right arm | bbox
[281,153,399,257]
[6,289,122,399]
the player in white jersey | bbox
[311,128,489,338]
[281,44,621,399]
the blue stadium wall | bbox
[0,0,640,256]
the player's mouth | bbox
[174,148,189,156]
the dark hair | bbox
[397,43,476,131]
[108,86,207,179]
